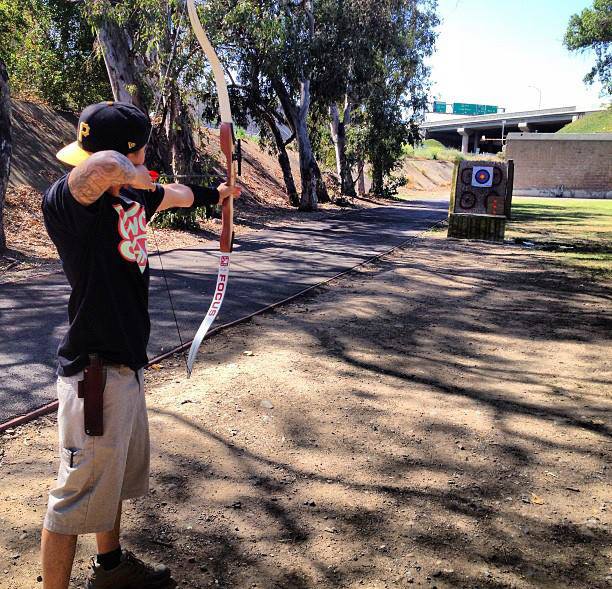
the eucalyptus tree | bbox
[364,58,430,198]
[237,59,300,206]
[263,0,330,209]
[0,0,110,110]
[84,0,198,176]
[363,80,412,197]
[209,0,329,209]
[308,0,437,197]
[310,0,384,197]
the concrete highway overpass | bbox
[421,106,603,154]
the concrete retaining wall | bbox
[505,133,612,199]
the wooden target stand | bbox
[447,159,514,242]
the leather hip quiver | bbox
[77,354,106,436]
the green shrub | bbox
[151,207,211,230]
[235,127,259,144]
[381,175,408,198]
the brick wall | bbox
[506,133,612,198]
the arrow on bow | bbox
[184,0,241,377]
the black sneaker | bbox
[85,549,171,588]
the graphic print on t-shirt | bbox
[112,202,148,273]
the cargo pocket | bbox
[56,447,92,498]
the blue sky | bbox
[428,0,606,113]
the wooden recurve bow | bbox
[185,0,241,376]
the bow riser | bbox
[220,122,235,253]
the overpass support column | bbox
[457,127,469,154]
[518,121,531,133]
[473,132,481,153]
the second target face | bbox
[459,191,477,209]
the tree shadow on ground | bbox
[121,237,612,588]
[3,236,608,588]
[0,201,446,421]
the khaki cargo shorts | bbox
[44,365,150,535]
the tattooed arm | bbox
[68,150,154,206]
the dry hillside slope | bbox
[8,100,77,192]
[1,100,372,275]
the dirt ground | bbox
[1,233,610,589]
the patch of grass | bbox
[402,140,499,163]
[559,251,612,279]
[509,198,612,241]
[402,142,462,162]
[557,109,612,134]
[423,197,612,279]
[507,197,612,279]
[235,127,259,144]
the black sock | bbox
[97,546,122,570]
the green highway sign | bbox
[452,103,499,116]
[433,101,447,114]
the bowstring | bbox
[148,0,190,375]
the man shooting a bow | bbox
[40,100,240,589]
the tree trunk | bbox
[329,104,343,178]
[311,157,329,205]
[371,159,384,196]
[96,20,148,109]
[267,0,329,209]
[96,18,189,179]
[276,136,299,208]
[271,78,328,210]
[0,58,11,253]
[357,161,366,196]
[329,101,356,197]
[295,115,318,211]
[166,83,198,176]
[262,111,299,206]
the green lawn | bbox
[415,196,612,280]
[507,197,612,279]
[557,109,612,134]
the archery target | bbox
[471,166,494,188]
[452,160,512,216]
[461,168,473,185]
[459,192,477,210]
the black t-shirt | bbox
[42,174,165,376]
